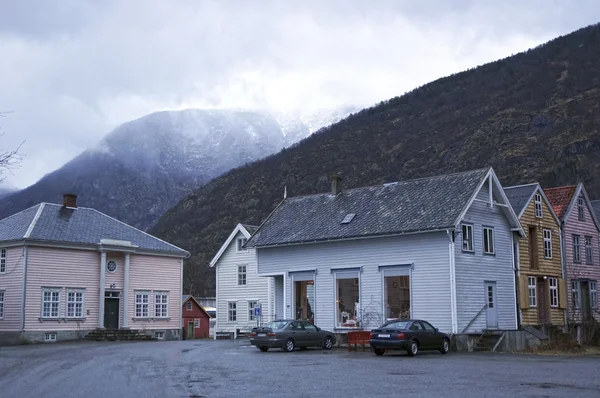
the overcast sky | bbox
[1,1,599,189]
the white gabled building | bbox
[210,223,272,335]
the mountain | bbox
[0,108,354,231]
[150,24,600,296]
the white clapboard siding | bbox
[0,246,26,331]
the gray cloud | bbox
[1,0,599,188]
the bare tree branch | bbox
[0,111,25,182]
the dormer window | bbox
[577,197,585,221]
[534,194,543,218]
[236,237,248,252]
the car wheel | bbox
[407,340,419,357]
[373,348,385,356]
[259,346,269,352]
[284,338,295,352]
[440,338,450,354]
[323,336,333,350]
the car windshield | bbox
[266,321,288,330]
[381,321,409,330]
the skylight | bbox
[341,213,356,224]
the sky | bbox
[1,1,599,189]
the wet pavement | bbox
[1,339,600,398]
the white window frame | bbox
[236,237,248,252]
[528,277,537,307]
[549,278,558,308]
[238,265,247,286]
[154,292,169,318]
[534,194,543,218]
[0,290,4,319]
[135,291,150,318]
[572,281,581,309]
[590,281,597,309]
[227,301,237,322]
[462,224,474,252]
[0,248,5,273]
[186,301,193,311]
[44,333,57,342]
[194,319,200,328]
[41,288,61,318]
[573,235,581,263]
[334,269,361,329]
[543,229,552,259]
[483,227,494,255]
[155,331,165,340]
[578,197,585,221]
[66,289,85,318]
[585,236,594,265]
[248,301,258,321]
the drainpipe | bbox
[21,245,29,332]
[513,234,521,329]
[447,230,458,334]
[560,221,568,326]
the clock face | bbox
[107,260,118,273]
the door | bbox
[187,321,195,339]
[485,282,498,329]
[419,321,439,349]
[581,281,592,322]
[104,298,119,329]
[537,278,549,324]
[289,321,308,346]
[301,321,321,346]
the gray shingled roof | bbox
[242,224,258,234]
[0,203,188,256]
[503,184,538,216]
[247,168,490,247]
[591,200,600,223]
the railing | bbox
[462,304,487,333]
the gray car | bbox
[250,320,335,352]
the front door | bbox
[104,298,119,329]
[485,282,498,329]
[581,281,592,322]
[537,277,549,324]
[187,321,194,339]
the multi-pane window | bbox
[0,291,4,318]
[135,292,149,317]
[248,301,257,321]
[528,277,537,307]
[66,290,84,318]
[155,292,168,318]
[228,302,237,321]
[578,197,585,221]
[590,281,597,309]
[549,278,558,307]
[238,265,247,286]
[194,319,200,328]
[462,224,473,252]
[572,281,580,309]
[236,237,248,252]
[483,227,494,254]
[0,249,5,273]
[42,289,60,318]
[573,235,581,263]
[585,236,593,265]
[186,301,193,311]
[534,194,543,218]
[543,229,552,259]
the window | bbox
[248,301,258,321]
[528,277,537,307]
[44,333,57,342]
[135,292,149,317]
[483,227,494,254]
[186,301,193,311]
[238,265,247,286]
[534,194,543,218]
[549,278,558,307]
[155,331,165,340]
[236,237,247,252]
[585,236,594,265]
[155,292,168,318]
[106,260,117,273]
[194,319,200,328]
[462,224,473,252]
[42,288,61,318]
[66,290,84,318]
[543,229,552,259]
[384,271,410,322]
[409,322,424,331]
[335,271,360,328]
[0,291,4,318]
[228,302,236,321]
[578,197,585,221]
[0,249,5,273]
[591,281,598,309]
[302,321,318,331]
[421,321,437,332]
[573,235,581,263]
[572,281,580,309]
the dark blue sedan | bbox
[369,319,450,356]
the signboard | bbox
[254,305,261,317]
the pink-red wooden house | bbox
[181,295,211,339]
[0,194,189,345]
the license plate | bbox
[378,334,390,338]
[258,333,266,337]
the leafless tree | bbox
[0,111,25,182]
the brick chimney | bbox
[330,175,343,195]
[63,193,77,208]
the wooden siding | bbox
[182,299,210,338]
[215,231,269,333]
[0,246,25,331]
[517,191,564,325]
[455,183,518,332]
[257,232,453,333]
[561,193,600,323]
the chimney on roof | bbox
[330,174,343,195]
[63,193,77,208]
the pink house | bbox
[545,184,600,324]
[0,194,189,345]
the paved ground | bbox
[1,340,600,398]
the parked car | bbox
[369,319,450,356]
[250,320,335,352]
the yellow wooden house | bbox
[504,183,566,326]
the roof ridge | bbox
[24,203,45,238]
[544,185,578,191]
[504,182,539,190]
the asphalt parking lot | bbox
[1,339,599,398]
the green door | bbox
[104,298,119,329]
[187,321,194,339]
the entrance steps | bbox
[85,329,155,342]
[474,331,504,352]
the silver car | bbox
[250,320,335,352]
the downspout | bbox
[214,263,218,340]
[283,273,287,319]
[21,244,29,332]
[560,221,568,326]
[512,233,521,329]
[447,229,458,334]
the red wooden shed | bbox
[182,295,211,339]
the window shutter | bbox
[519,275,529,310]
[558,278,567,309]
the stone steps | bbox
[474,332,503,352]
[85,329,155,342]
